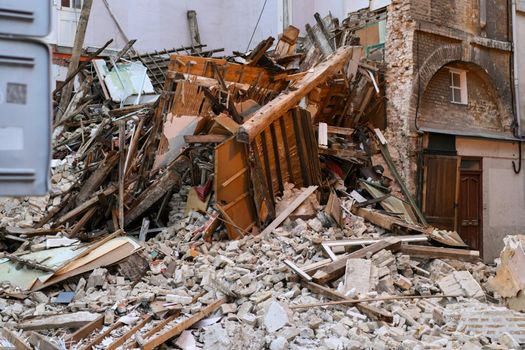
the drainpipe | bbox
[512,0,522,138]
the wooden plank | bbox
[0,328,31,350]
[125,313,179,349]
[301,281,393,323]
[124,170,179,226]
[312,238,402,285]
[238,47,360,143]
[213,114,240,134]
[246,37,274,65]
[118,122,126,230]
[80,322,123,350]
[19,312,100,331]
[290,294,456,310]
[66,315,104,343]
[106,315,152,350]
[187,10,202,53]
[326,125,354,136]
[184,134,228,144]
[5,227,60,236]
[68,207,96,238]
[322,235,428,248]
[375,137,428,225]
[260,186,318,236]
[52,38,113,96]
[352,207,431,234]
[54,186,117,227]
[27,332,61,350]
[284,260,313,281]
[56,0,93,121]
[142,298,227,350]
[399,244,480,262]
[76,153,119,206]
[168,55,286,91]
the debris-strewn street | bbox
[1,1,525,349]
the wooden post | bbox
[56,0,93,122]
[187,10,202,53]
[118,121,126,230]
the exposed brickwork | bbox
[444,302,525,343]
[383,0,418,193]
[383,0,514,194]
[419,63,513,135]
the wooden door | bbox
[422,155,459,230]
[458,171,482,251]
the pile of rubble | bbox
[1,11,525,350]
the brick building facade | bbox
[380,0,525,261]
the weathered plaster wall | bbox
[456,137,525,262]
[48,0,348,54]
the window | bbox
[449,68,468,105]
[61,0,82,9]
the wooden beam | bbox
[290,294,457,310]
[312,237,402,285]
[187,10,202,53]
[260,186,318,236]
[27,332,61,350]
[301,281,393,323]
[168,55,287,91]
[52,39,113,96]
[399,244,480,262]
[54,185,117,227]
[56,0,93,121]
[352,207,431,235]
[19,312,100,331]
[66,315,104,343]
[68,207,96,238]
[1,328,31,350]
[125,313,179,349]
[284,259,313,281]
[124,169,179,226]
[118,122,126,230]
[106,315,151,350]
[142,298,227,350]
[238,47,360,143]
[374,133,428,225]
[184,134,228,144]
[76,153,119,206]
[79,322,123,350]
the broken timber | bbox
[302,281,393,322]
[237,46,360,143]
[313,237,402,285]
[260,186,318,235]
[399,244,480,262]
[141,298,227,350]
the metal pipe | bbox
[512,0,522,137]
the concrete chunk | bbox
[344,259,372,296]
[264,301,289,333]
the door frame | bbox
[458,156,483,255]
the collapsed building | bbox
[1,0,525,349]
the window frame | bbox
[448,68,468,105]
[61,0,83,10]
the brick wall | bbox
[382,0,514,194]
[419,63,513,135]
[411,0,509,41]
